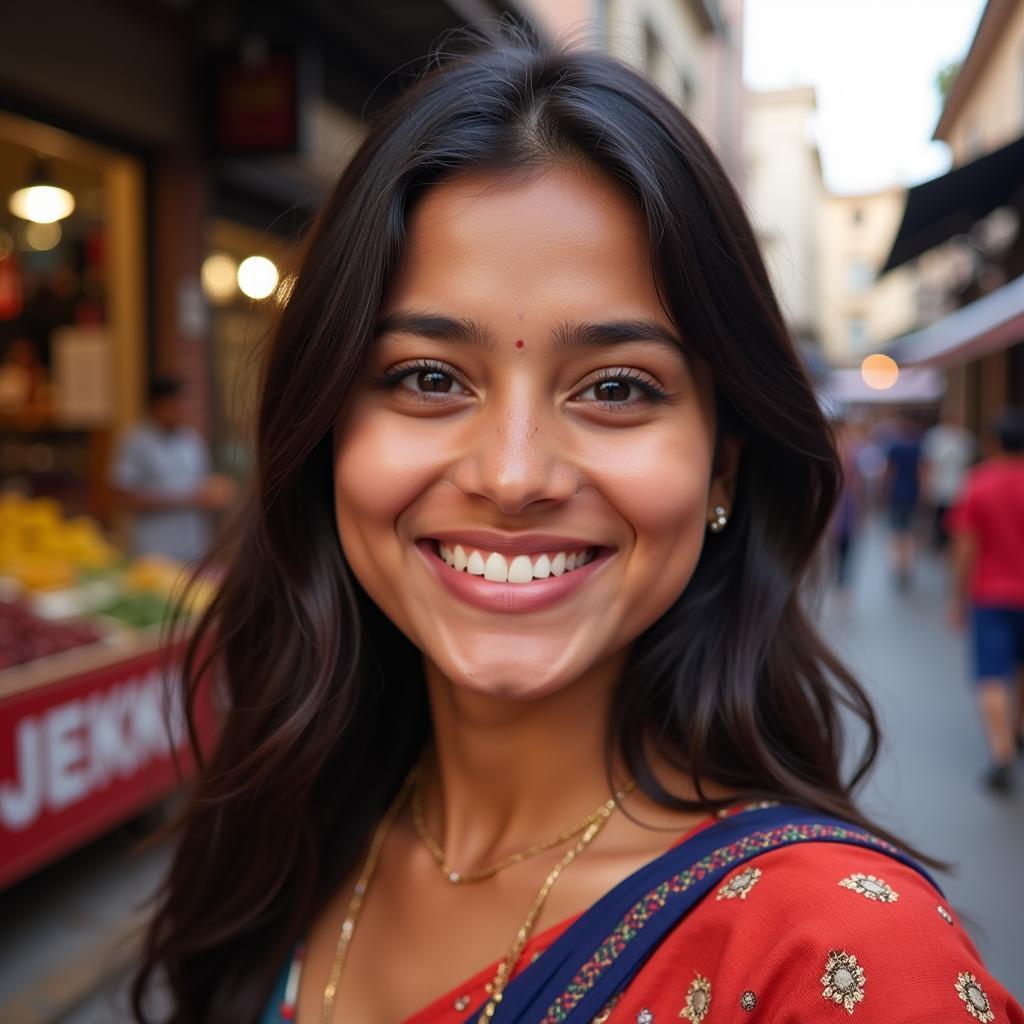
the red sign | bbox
[215,55,298,155]
[0,644,217,890]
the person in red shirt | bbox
[947,407,1024,794]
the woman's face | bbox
[333,163,737,700]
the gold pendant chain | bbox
[320,772,634,1024]
[475,791,626,1022]
[319,773,415,1024]
[411,775,635,884]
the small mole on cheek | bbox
[515,339,525,349]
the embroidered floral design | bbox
[454,994,471,1012]
[538,823,899,1024]
[821,949,866,1014]
[740,990,757,1011]
[956,972,994,1021]
[838,873,898,903]
[938,905,955,925]
[636,1010,654,1024]
[716,866,762,900]
[679,975,711,1022]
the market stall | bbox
[0,493,218,890]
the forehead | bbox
[392,164,664,320]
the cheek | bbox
[333,407,443,562]
[593,418,713,607]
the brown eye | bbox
[594,379,632,402]
[417,370,452,392]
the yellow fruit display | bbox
[0,495,121,581]
[125,554,185,595]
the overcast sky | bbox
[743,0,987,195]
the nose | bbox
[450,397,577,514]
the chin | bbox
[432,642,587,702]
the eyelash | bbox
[373,358,670,410]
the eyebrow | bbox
[376,310,685,357]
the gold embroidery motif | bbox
[454,994,471,1012]
[716,866,762,900]
[637,1010,654,1024]
[679,974,712,1022]
[956,972,994,1021]
[838,873,899,903]
[821,949,866,1014]
[740,990,757,1011]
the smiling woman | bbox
[132,29,1021,1024]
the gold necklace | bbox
[411,776,636,884]
[475,793,624,1022]
[319,774,414,1024]
[320,775,632,1024]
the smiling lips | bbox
[436,542,598,583]
[418,535,612,613]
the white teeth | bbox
[436,542,599,583]
[484,552,509,582]
[508,555,534,583]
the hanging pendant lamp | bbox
[8,156,75,224]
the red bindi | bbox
[515,339,524,348]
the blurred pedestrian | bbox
[109,375,237,562]
[830,418,866,599]
[921,404,975,551]
[947,408,1024,795]
[883,414,923,591]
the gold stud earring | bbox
[708,505,728,533]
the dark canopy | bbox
[882,134,1024,273]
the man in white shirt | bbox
[921,406,976,551]
[110,376,236,562]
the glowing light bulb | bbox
[8,184,75,224]
[237,255,279,300]
[202,253,238,303]
[24,221,62,251]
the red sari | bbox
[269,809,1023,1023]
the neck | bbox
[418,651,630,869]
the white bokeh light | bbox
[237,255,279,300]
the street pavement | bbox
[820,516,1023,999]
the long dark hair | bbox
[133,32,919,1024]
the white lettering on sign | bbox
[0,668,188,832]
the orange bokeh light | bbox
[861,353,900,390]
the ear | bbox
[708,433,744,515]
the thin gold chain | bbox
[320,775,633,1024]
[475,791,626,1022]
[319,774,414,1024]
[411,777,635,884]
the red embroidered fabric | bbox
[406,841,1023,1023]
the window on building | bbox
[847,318,867,348]
[847,259,872,293]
